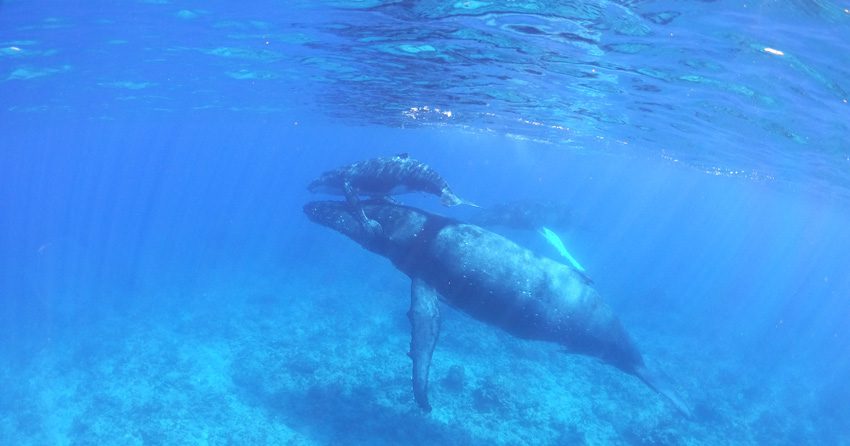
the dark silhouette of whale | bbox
[303,200,690,416]
[307,153,471,206]
[307,154,473,235]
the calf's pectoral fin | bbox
[408,277,441,412]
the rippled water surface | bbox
[3,1,849,194]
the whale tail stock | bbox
[633,365,692,418]
[440,189,479,208]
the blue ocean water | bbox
[1,0,849,444]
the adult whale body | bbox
[303,200,690,416]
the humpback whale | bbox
[307,154,471,206]
[308,154,474,233]
[304,200,690,416]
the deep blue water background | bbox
[2,0,850,444]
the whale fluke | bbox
[634,365,692,418]
[440,188,479,208]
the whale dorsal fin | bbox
[408,277,441,412]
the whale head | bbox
[307,173,344,194]
[303,200,371,240]
[303,200,446,259]
[304,200,458,275]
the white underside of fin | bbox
[538,226,586,272]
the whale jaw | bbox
[303,201,365,241]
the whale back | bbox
[307,155,448,197]
[418,222,645,373]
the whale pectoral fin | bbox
[343,179,362,212]
[344,179,382,235]
[408,277,441,412]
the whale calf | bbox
[308,154,475,234]
[304,200,690,416]
[307,153,471,206]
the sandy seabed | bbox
[0,261,841,446]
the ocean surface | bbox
[2,0,849,444]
